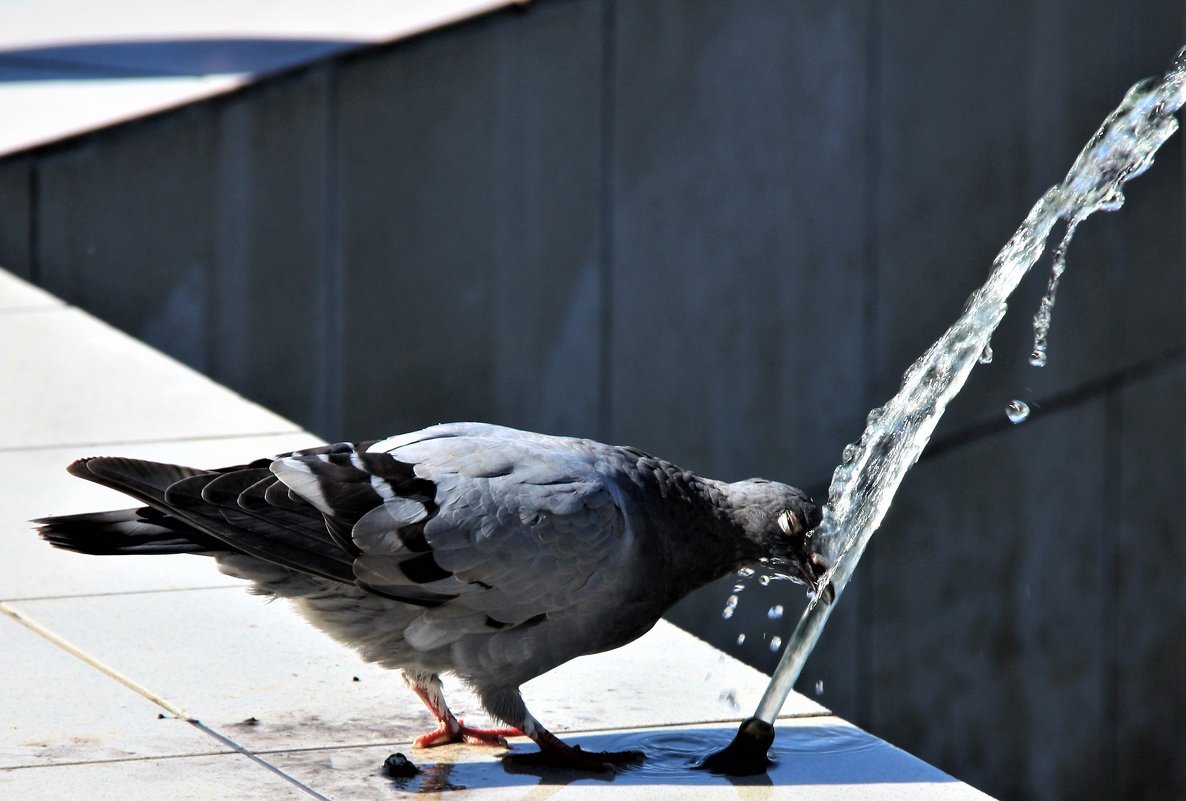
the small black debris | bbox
[383,752,420,779]
[157,713,166,720]
[352,676,361,682]
[241,716,260,726]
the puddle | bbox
[333,722,929,794]
[771,724,882,757]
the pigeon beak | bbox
[816,578,836,605]
[808,552,836,605]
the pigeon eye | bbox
[777,510,800,536]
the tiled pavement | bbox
[0,269,994,799]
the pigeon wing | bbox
[274,426,635,652]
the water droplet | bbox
[1030,219,1076,369]
[758,575,771,587]
[815,680,825,696]
[1006,399,1030,424]
[736,567,755,578]
[736,633,746,645]
[769,636,783,652]
[979,344,994,364]
[732,583,745,593]
[722,594,739,619]
[767,605,784,620]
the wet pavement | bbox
[0,268,995,799]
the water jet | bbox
[704,41,1186,776]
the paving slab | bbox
[0,0,520,156]
[0,270,62,311]
[0,74,242,160]
[0,305,299,450]
[0,753,314,801]
[6,589,823,754]
[0,265,995,797]
[264,719,992,801]
[0,613,223,768]
[0,0,515,53]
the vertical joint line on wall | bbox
[1098,51,1127,780]
[28,161,40,284]
[597,0,616,442]
[854,0,882,729]
[1099,2,1127,772]
[320,64,343,439]
[1101,386,1122,794]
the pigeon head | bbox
[730,479,834,604]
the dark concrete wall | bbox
[3,2,1185,798]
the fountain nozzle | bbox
[696,717,775,775]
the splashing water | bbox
[749,45,1186,728]
[1006,399,1031,424]
[721,593,740,620]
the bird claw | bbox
[460,722,523,747]
[413,719,524,748]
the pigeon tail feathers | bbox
[34,507,228,555]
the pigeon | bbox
[35,422,829,770]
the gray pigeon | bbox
[35,422,829,769]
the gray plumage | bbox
[36,422,827,768]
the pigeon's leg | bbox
[480,686,644,771]
[404,672,523,748]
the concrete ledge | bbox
[0,267,993,799]
[0,0,521,156]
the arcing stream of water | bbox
[704,44,1186,773]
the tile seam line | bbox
[1,748,236,772]
[0,601,332,799]
[2,584,243,603]
[186,720,335,801]
[0,429,305,454]
[0,600,190,719]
